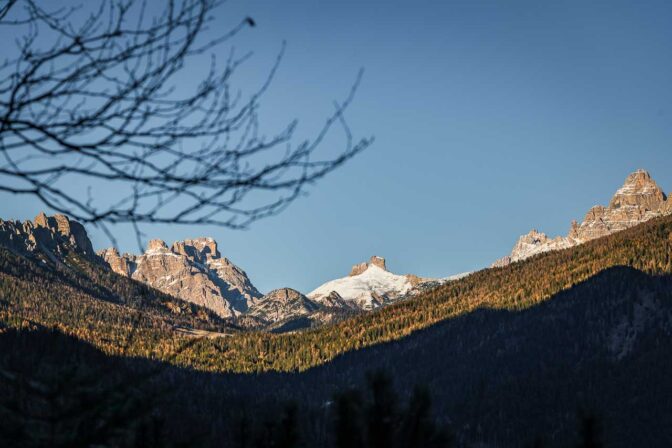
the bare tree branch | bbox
[0,0,372,239]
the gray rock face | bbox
[318,291,355,309]
[494,169,671,266]
[99,237,261,318]
[247,288,321,324]
[0,213,97,262]
[608,169,666,210]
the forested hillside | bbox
[0,246,236,360]
[3,259,671,446]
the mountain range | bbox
[99,238,261,318]
[2,169,672,446]
[0,214,463,329]
[1,169,669,334]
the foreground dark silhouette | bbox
[0,330,608,448]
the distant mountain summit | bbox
[494,169,671,266]
[308,255,463,310]
[308,256,415,309]
[247,288,321,324]
[349,255,387,276]
[99,238,261,317]
[0,212,97,263]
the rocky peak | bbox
[311,256,419,310]
[517,230,549,246]
[263,288,309,304]
[495,169,671,267]
[492,229,574,266]
[100,236,261,318]
[98,247,135,277]
[186,237,219,258]
[370,256,387,270]
[35,213,95,258]
[0,213,96,261]
[608,169,666,210]
[33,212,48,228]
[568,220,580,239]
[171,237,220,263]
[318,291,353,309]
[247,288,321,324]
[349,255,388,276]
[146,239,169,252]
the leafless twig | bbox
[0,0,372,242]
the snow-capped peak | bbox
[309,262,413,310]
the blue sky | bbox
[2,0,672,293]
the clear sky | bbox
[2,0,672,293]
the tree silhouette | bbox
[578,415,603,448]
[334,389,365,448]
[0,0,372,244]
[399,386,452,448]
[333,371,452,448]
[366,370,398,448]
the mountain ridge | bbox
[99,237,261,318]
[494,169,671,266]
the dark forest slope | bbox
[2,266,671,447]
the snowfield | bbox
[308,265,412,309]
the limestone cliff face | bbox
[493,229,577,267]
[98,247,134,277]
[663,199,672,214]
[0,213,97,262]
[608,169,666,210]
[494,169,670,267]
[99,237,261,318]
[349,256,388,276]
[573,170,666,241]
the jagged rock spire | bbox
[0,213,97,264]
[608,169,667,210]
[99,236,261,318]
[349,255,387,276]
